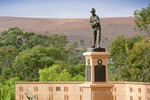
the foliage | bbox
[0,25,86,100]
[39,62,85,82]
[58,69,72,81]
[0,27,68,51]
[0,46,18,76]
[72,74,85,81]
[109,35,150,82]
[12,45,62,81]
[134,4,150,35]
[21,34,68,50]
[0,27,85,100]
[0,27,35,49]
[109,35,128,67]
[0,27,85,82]
[0,77,20,100]
[125,37,150,82]
[39,64,60,81]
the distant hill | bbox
[0,16,146,48]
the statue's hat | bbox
[91,8,96,12]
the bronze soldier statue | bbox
[90,8,101,48]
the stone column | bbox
[81,52,114,100]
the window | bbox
[49,87,53,91]
[80,95,82,100]
[64,95,69,100]
[49,95,53,100]
[130,96,133,100]
[147,88,150,93]
[56,87,61,91]
[64,87,68,91]
[19,87,23,91]
[138,97,141,100]
[19,95,23,99]
[34,95,38,99]
[130,87,133,92]
[80,87,83,92]
[138,88,141,93]
[34,87,38,91]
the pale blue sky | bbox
[0,0,149,18]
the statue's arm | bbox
[93,16,100,25]
[90,16,94,27]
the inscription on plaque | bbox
[94,59,106,82]
[86,65,91,82]
[86,59,91,82]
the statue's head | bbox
[91,8,96,15]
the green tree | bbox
[69,62,85,77]
[0,77,20,100]
[109,35,128,67]
[0,27,35,49]
[109,35,144,81]
[39,62,85,82]
[0,28,68,51]
[12,46,63,81]
[57,69,72,81]
[0,46,18,76]
[72,74,85,81]
[125,37,150,82]
[134,4,150,35]
[21,34,68,50]
[39,64,60,81]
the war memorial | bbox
[15,8,150,100]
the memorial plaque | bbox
[94,59,106,82]
[86,65,91,82]
[94,65,106,82]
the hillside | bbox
[0,16,146,48]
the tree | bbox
[0,28,68,51]
[125,37,150,82]
[0,27,35,49]
[0,46,18,76]
[109,35,145,81]
[39,62,85,82]
[12,46,63,81]
[57,69,72,81]
[21,34,68,50]
[39,64,60,82]
[72,74,85,81]
[0,27,85,83]
[134,4,150,35]
[0,77,20,100]
[109,35,128,67]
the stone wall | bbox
[16,82,83,100]
[16,82,150,100]
[112,82,150,100]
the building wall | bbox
[16,82,83,100]
[16,82,150,100]
[112,82,150,100]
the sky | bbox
[0,0,149,18]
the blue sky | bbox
[0,0,149,18]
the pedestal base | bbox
[81,83,114,100]
[87,48,106,52]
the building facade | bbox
[16,82,150,100]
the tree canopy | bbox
[0,27,85,81]
[134,4,150,35]
[109,35,150,82]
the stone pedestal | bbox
[81,52,114,100]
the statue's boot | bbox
[91,45,95,48]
